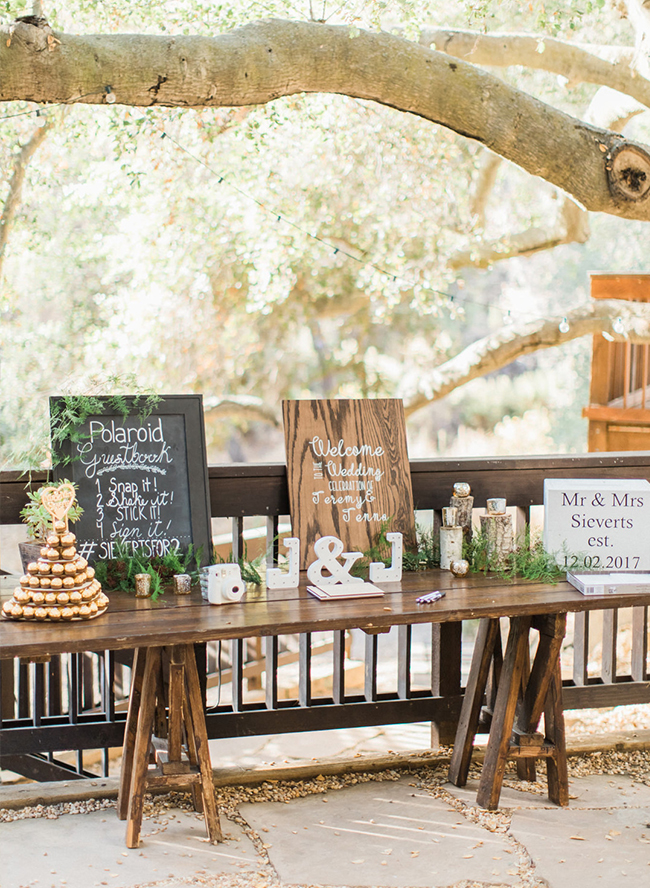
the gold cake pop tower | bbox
[3,483,109,622]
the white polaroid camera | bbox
[200,563,245,605]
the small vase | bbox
[173,574,192,595]
[18,541,43,574]
[134,573,152,598]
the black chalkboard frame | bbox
[51,394,212,567]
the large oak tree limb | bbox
[2,19,650,219]
[197,302,650,425]
[404,299,650,416]
[449,69,638,272]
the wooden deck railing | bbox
[1,452,650,782]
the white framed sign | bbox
[544,478,650,570]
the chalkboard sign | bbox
[51,395,212,566]
[283,399,417,569]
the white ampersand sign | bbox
[307,536,365,585]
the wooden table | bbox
[3,570,650,841]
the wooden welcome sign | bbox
[283,399,416,569]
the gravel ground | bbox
[3,749,650,888]
[564,702,650,736]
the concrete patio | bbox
[2,724,650,888]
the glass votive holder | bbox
[173,574,192,595]
[486,497,507,516]
[453,482,471,498]
[134,573,152,598]
[442,506,458,527]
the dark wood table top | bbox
[3,569,650,660]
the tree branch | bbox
[469,150,502,227]
[202,395,281,427]
[418,28,650,109]
[451,42,642,273]
[0,116,55,281]
[2,19,650,219]
[404,299,650,416]
[449,195,589,270]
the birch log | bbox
[480,514,514,569]
[440,526,463,570]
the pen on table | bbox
[416,590,446,604]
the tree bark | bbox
[2,19,650,219]
[418,28,650,109]
[479,514,514,569]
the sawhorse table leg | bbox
[448,618,501,787]
[449,613,569,811]
[118,644,223,848]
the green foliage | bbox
[2,373,161,471]
[19,479,83,541]
[238,557,264,586]
[465,527,564,582]
[410,525,440,570]
[353,518,394,576]
[94,542,201,601]
[460,0,609,35]
[214,544,264,585]
[1,0,645,469]
[351,521,439,576]
[50,388,161,466]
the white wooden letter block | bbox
[266,538,300,589]
[369,532,403,583]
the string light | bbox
[161,129,544,323]
[0,95,627,337]
[159,131,616,338]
